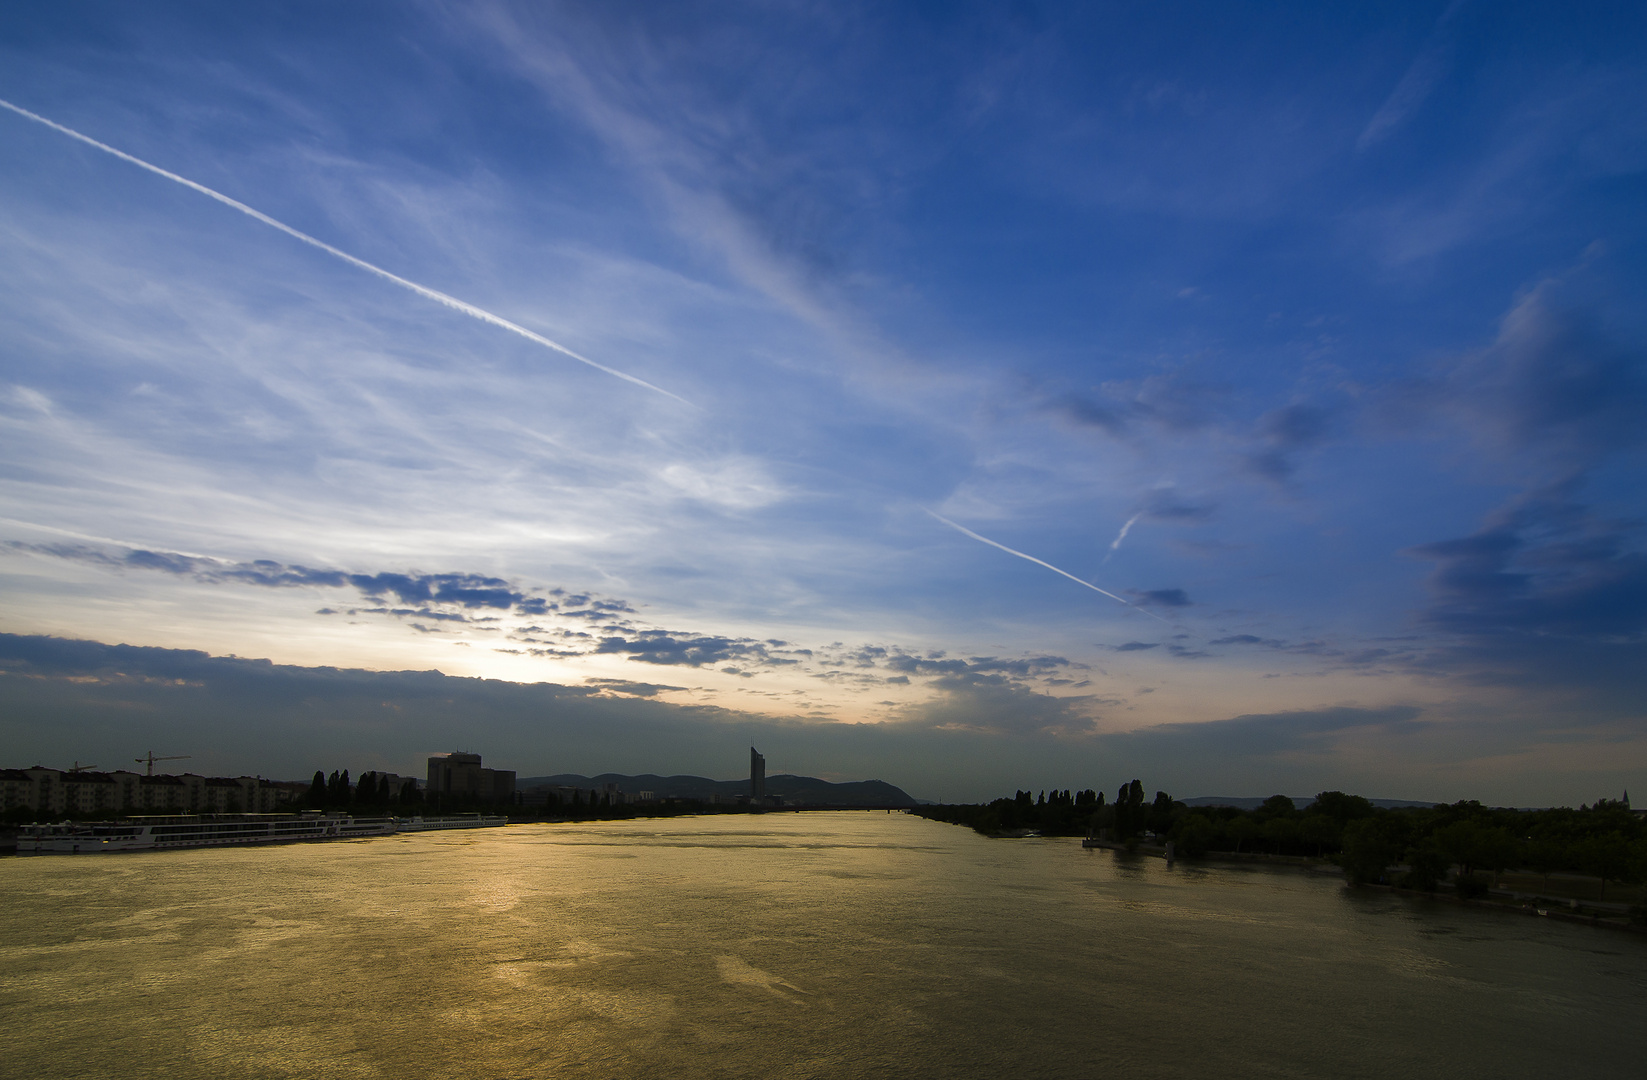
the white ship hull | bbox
[394,815,509,831]
[17,813,504,854]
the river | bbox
[1,811,1642,1078]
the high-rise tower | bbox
[750,746,766,800]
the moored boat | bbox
[16,811,502,854]
[395,813,508,831]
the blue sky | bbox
[1,1,1644,803]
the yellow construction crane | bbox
[135,751,191,776]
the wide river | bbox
[2,812,1642,1078]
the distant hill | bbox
[516,772,917,807]
[1184,795,1442,810]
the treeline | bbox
[301,769,424,810]
[1333,797,1645,897]
[913,784,1647,897]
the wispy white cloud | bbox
[1357,1,1468,152]
[0,96,692,406]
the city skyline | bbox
[2,3,1645,805]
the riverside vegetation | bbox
[912,783,1647,924]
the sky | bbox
[1,1,1644,805]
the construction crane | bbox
[69,761,98,772]
[135,751,191,777]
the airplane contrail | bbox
[0,97,693,407]
[924,509,1171,624]
[1102,512,1142,564]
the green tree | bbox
[1299,815,1341,857]
[1435,820,1519,884]
[1401,842,1450,892]
[1311,791,1375,822]
[1148,791,1176,838]
[326,769,351,805]
[1256,795,1297,820]
[1575,832,1638,900]
[1262,816,1300,855]
[1341,817,1401,885]
[307,771,326,806]
[1113,780,1146,845]
[1524,836,1563,892]
[1172,814,1217,858]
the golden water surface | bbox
[2,812,1643,1078]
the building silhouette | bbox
[425,752,515,804]
[750,747,765,800]
[0,766,293,815]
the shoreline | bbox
[1076,835,1644,935]
[1349,880,1646,934]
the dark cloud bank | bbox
[2,633,1636,805]
[1390,288,1647,706]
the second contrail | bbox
[0,97,692,407]
[924,510,1171,624]
[1103,511,1142,564]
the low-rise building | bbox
[1,766,293,816]
[1,768,37,813]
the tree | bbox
[1113,780,1146,844]
[1148,791,1176,838]
[1341,818,1401,885]
[1173,814,1218,858]
[307,771,326,806]
[1431,820,1518,885]
[1401,842,1450,892]
[1524,836,1563,892]
[1299,815,1341,857]
[1311,791,1375,822]
[1262,817,1300,855]
[1256,795,1297,820]
[1575,832,1638,900]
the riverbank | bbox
[1079,834,1345,872]
[1077,835,1646,934]
[1350,880,1646,934]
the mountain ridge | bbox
[517,772,917,807]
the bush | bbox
[1454,874,1489,900]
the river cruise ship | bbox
[16,812,505,854]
